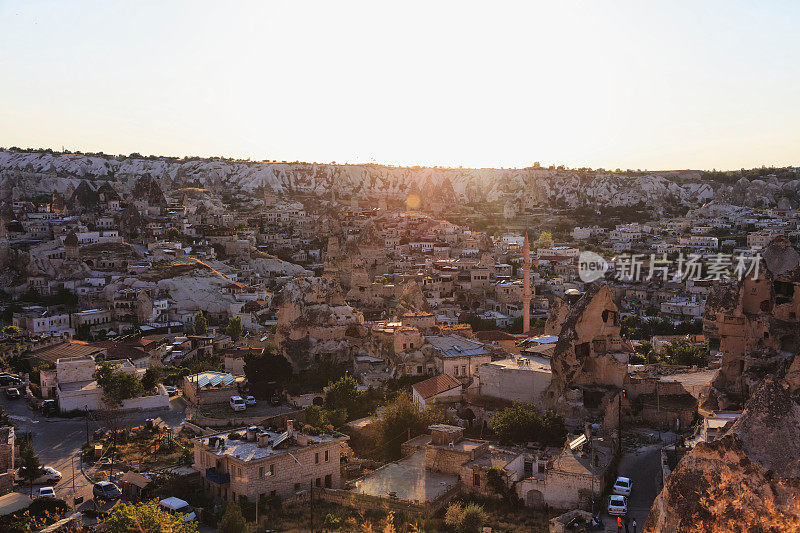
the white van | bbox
[159,497,196,522]
[229,395,246,411]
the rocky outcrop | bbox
[274,277,368,369]
[0,149,723,208]
[703,236,800,409]
[394,281,432,317]
[645,381,800,532]
[544,284,629,417]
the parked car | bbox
[159,497,196,523]
[40,400,57,414]
[93,481,122,501]
[612,476,632,496]
[16,466,62,484]
[164,386,178,396]
[229,396,246,411]
[0,375,22,387]
[5,387,21,400]
[244,395,256,406]
[607,495,628,516]
[38,486,56,498]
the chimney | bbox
[286,419,294,438]
[257,432,271,448]
[246,426,258,442]
[584,422,591,441]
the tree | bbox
[218,502,248,533]
[18,438,45,497]
[166,227,181,241]
[105,500,196,533]
[376,392,443,459]
[2,325,20,336]
[243,346,292,397]
[444,502,487,533]
[193,312,207,336]
[491,403,566,446]
[95,362,143,406]
[141,364,163,392]
[303,404,347,430]
[537,231,553,248]
[661,340,709,367]
[225,316,244,342]
[324,375,361,415]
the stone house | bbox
[194,421,348,502]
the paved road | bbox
[1,394,187,511]
[600,443,663,533]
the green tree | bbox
[2,325,20,336]
[661,340,709,367]
[95,362,144,405]
[218,502,248,533]
[537,231,553,248]
[18,438,45,497]
[324,375,361,415]
[193,312,207,336]
[303,404,347,430]
[491,403,566,446]
[166,227,181,241]
[225,316,244,342]
[141,364,163,392]
[105,500,196,533]
[75,323,92,341]
[376,392,443,459]
[243,346,292,397]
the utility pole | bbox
[84,405,89,446]
[618,389,626,451]
[71,455,76,511]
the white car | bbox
[608,495,628,516]
[38,486,56,498]
[612,476,632,496]
[16,466,62,484]
[245,395,256,406]
[229,396,246,411]
[159,497,196,523]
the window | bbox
[461,365,467,376]
[403,343,407,350]
[324,450,329,462]
[473,473,480,487]
[454,366,459,376]
[294,483,301,492]
[316,478,321,487]
[417,365,423,374]
[259,467,264,477]
[270,490,276,497]
[524,461,533,477]
[410,342,414,349]
[315,452,319,464]
[270,464,275,475]
[325,474,332,488]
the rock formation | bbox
[544,284,630,418]
[274,277,368,369]
[645,380,800,532]
[703,236,800,409]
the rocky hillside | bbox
[0,149,723,208]
[645,380,800,532]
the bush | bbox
[444,502,487,533]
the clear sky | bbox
[1,1,798,171]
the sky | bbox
[1,1,798,171]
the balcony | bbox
[205,467,230,485]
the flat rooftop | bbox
[488,355,551,373]
[355,449,458,502]
[198,428,344,462]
